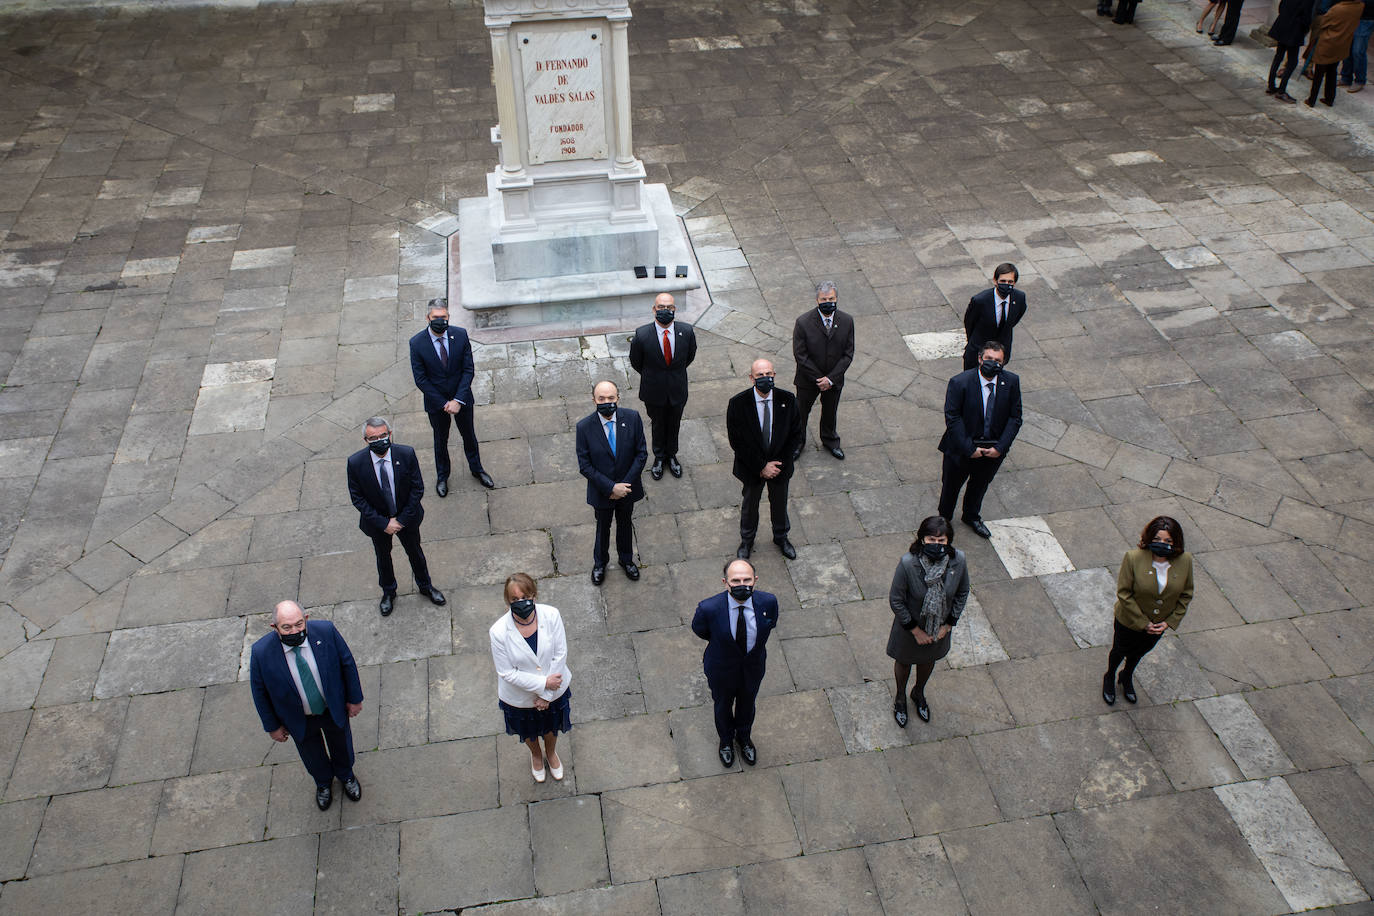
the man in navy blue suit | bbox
[409,298,494,495]
[250,600,364,811]
[691,558,780,768]
[575,380,649,585]
[346,416,447,616]
[938,341,1023,539]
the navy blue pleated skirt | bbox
[499,688,573,741]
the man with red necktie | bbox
[629,293,697,481]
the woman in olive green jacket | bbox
[1102,516,1194,705]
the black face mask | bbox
[818,301,837,315]
[728,583,754,601]
[655,309,675,325]
[753,376,775,394]
[979,360,1002,380]
[995,282,1014,297]
[429,318,449,335]
[1148,541,1173,557]
[596,402,617,417]
[510,598,536,620]
[921,542,949,560]
[368,437,390,456]
[278,629,306,647]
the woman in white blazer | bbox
[489,572,573,782]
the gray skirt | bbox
[886,618,952,665]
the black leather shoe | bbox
[964,518,992,539]
[667,457,683,478]
[775,538,797,560]
[379,593,395,617]
[436,478,448,498]
[828,446,845,460]
[591,566,606,585]
[737,541,752,559]
[737,739,757,766]
[1119,673,1138,704]
[915,694,930,723]
[473,470,495,489]
[622,562,640,581]
[1102,672,1116,706]
[792,447,803,461]
[893,699,909,728]
[650,459,664,480]
[423,586,446,606]
[718,744,735,768]
[342,776,361,801]
[316,784,333,810]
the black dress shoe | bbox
[828,446,845,460]
[379,593,395,616]
[718,744,735,768]
[774,538,797,560]
[1102,672,1117,706]
[473,470,495,489]
[964,518,992,539]
[436,478,448,498]
[667,457,683,478]
[342,776,361,801]
[316,784,333,810]
[422,586,446,606]
[915,694,930,723]
[591,566,606,586]
[622,561,640,581]
[737,541,752,559]
[792,447,803,461]
[650,459,664,481]
[737,739,757,766]
[893,699,909,728]
[1118,672,1137,704]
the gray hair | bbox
[815,280,837,298]
[363,416,390,432]
[426,297,449,318]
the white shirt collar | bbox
[600,409,617,424]
[754,388,773,404]
[373,448,391,463]
[656,320,675,336]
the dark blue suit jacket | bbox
[249,620,363,742]
[409,327,475,413]
[691,590,779,688]
[346,444,425,537]
[938,367,1023,460]
[575,408,648,509]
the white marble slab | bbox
[986,516,1075,579]
[121,256,181,277]
[150,186,202,207]
[187,224,240,244]
[202,359,277,387]
[1108,150,1163,165]
[1214,777,1367,912]
[946,593,1009,668]
[354,93,395,112]
[188,381,273,435]
[1162,246,1221,269]
[1196,694,1293,780]
[1040,567,1115,648]
[519,27,607,164]
[902,330,966,362]
[230,246,294,270]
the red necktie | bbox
[663,329,672,366]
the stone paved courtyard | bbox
[2,0,1374,913]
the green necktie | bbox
[293,646,326,715]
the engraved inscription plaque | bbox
[520,28,608,164]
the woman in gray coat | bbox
[887,516,970,726]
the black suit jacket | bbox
[963,288,1027,364]
[409,327,475,413]
[792,308,856,388]
[691,590,780,688]
[628,322,697,406]
[938,368,1023,459]
[346,444,425,537]
[725,387,805,483]
[575,408,649,509]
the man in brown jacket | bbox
[1308,0,1366,105]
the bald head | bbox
[593,380,619,404]
[654,293,675,308]
[722,558,758,587]
[749,359,775,381]
[273,600,306,630]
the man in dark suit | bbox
[575,380,649,585]
[792,280,856,461]
[962,263,1027,371]
[691,558,780,768]
[726,358,805,560]
[938,341,1023,539]
[409,298,494,494]
[250,600,364,810]
[346,417,447,616]
[629,292,697,480]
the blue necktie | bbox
[293,647,326,715]
[377,458,397,517]
[606,420,616,457]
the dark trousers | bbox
[1215,0,1243,42]
[1309,62,1339,104]
[370,525,432,594]
[1105,619,1163,681]
[796,381,843,449]
[593,502,635,567]
[644,400,685,460]
[1269,43,1300,92]
[427,406,482,481]
[1097,0,1114,15]
[937,452,1005,523]
[1113,0,1139,23]
[293,712,355,788]
[709,666,764,745]
[740,476,791,542]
